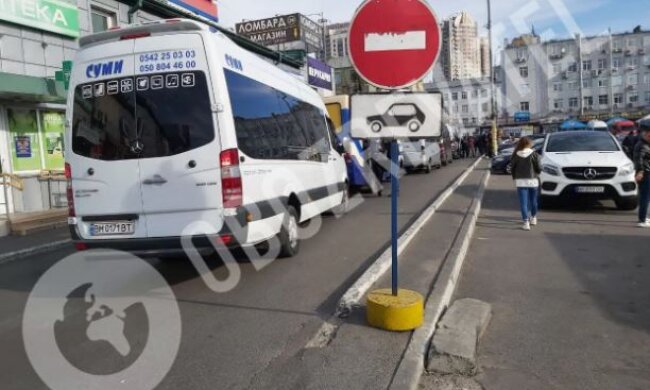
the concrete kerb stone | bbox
[0,239,72,266]
[305,157,485,349]
[426,298,492,376]
[387,167,491,390]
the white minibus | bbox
[66,19,348,258]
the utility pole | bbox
[577,33,584,117]
[487,0,497,156]
[609,28,614,116]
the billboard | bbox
[299,15,323,49]
[350,93,443,139]
[235,14,301,46]
[307,57,333,90]
[168,0,218,22]
[0,0,80,38]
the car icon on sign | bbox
[366,103,426,133]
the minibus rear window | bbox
[72,71,214,160]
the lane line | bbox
[388,168,491,390]
[305,157,484,349]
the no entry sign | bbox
[348,0,441,89]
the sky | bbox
[216,0,650,51]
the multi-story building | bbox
[502,27,650,123]
[440,11,483,81]
[325,22,349,60]
[0,0,218,220]
[425,65,504,132]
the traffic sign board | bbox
[348,0,441,90]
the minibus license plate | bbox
[576,186,605,194]
[91,222,135,236]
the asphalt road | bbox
[449,174,650,390]
[0,158,476,390]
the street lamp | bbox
[487,0,498,156]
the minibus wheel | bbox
[279,206,300,258]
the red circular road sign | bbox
[348,0,441,89]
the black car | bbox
[491,138,544,174]
[367,103,426,133]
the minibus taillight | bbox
[65,163,75,217]
[220,149,243,208]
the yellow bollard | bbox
[367,288,424,331]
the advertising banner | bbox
[167,0,219,22]
[307,57,333,90]
[235,14,301,46]
[299,15,323,49]
[0,0,80,38]
[8,109,42,172]
[41,111,65,170]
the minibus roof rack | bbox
[142,0,304,69]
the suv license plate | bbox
[576,186,605,194]
[90,222,135,236]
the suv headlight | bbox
[542,164,560,176]
[619,163,635,177]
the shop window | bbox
[7,109,65,173]
[41,112,66,170]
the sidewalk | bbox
[245,163,490,390]
[434,174,650,389]
[0,227,71,263]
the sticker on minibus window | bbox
[137,49,199,74]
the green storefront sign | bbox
[0,0,80,38]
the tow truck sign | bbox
[348,0,441,89]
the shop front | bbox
[0,73,67,217]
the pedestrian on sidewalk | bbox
[633,120,650,228]
[511,137,542,231]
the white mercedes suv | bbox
[539,131,638,210]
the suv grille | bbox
[562,167,617,180]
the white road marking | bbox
[364,31,426,52]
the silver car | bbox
[400,139,442,174]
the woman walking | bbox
[511,137,542,231]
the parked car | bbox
[401,139,442,173]
[539,131,637,210]
[367,103,426,133]
[491,138,545,174]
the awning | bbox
[559,120,587,131]
[0,72,66,104]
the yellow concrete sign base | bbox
[367,288,424,331]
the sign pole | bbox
[350,0,441,331]
[390,139,399,296]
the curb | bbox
[0,239,72,266]
[306,157,484,349]
[388,167,491,390]
[335,156,484,317]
